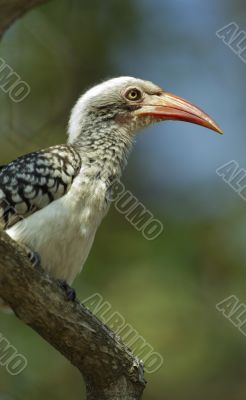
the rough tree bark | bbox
[0,232,145,399]
[0,2,146,400]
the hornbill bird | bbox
[0,77,222,299]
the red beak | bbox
[134,92,223,134]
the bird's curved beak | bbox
[134,92,223,134]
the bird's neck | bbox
[68,116,134,180]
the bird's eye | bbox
[124,88,143,102]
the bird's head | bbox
[68,76,222,146]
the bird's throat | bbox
[70,122,133,181]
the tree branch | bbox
[0,0,50,38]
[0,231,145,399]
[0,1,146,398]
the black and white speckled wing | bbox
[0,145,81,229]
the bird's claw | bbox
[57,280,76,301]
[24,246,41,269]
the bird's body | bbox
[6,162,109,283]
[0,77,222,288]
[1,140,129,284]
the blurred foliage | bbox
[0,0,246,399]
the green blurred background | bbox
[1,0,246,399]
